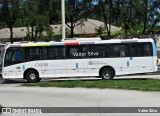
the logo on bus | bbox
[35,63,48,67]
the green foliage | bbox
[90,0,160,37]
[0,0,22,43]
[65,0,91,37]
[23,0,51,41]
[111,29,124,37]
[0,0,160,42]
[49,0,61,24]
[0,21,7,29]
[95,26,106,36]
[65,28,71,38]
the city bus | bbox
[0,38,158,83]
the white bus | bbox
[0,38,158,83]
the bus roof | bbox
[7,38,154,48]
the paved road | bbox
[0,73,160,116]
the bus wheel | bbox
[101,68,114,80]
[25,70,39,83]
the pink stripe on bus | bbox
[65,42,79,46]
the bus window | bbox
[120,44,130,57]
[144,43,152,56]
[87,44,109,58]
[28,48,41,61]
[131,43,152,57]
[25,47,47,61]
[110,44,119,57]
[40,47,47,60]
[67,45,87,59]
[47,47,65,60]
[110,44,130,57]
[15,51,22,61]
[4,48,23,67]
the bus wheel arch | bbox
[24,68,40,83]
[99,66,115,80]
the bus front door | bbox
[66,59,89,77]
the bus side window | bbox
[120,49,125,57]
[144,43,152,56]
[15,51,22,61]
[131,43,152,57]
[69,48,78,58]
[88,44,109,58]
[67,45,87,59]
[4,48,23,67]
[131,44,136,57]
[110,44,120,57]
[40,47,47,60]
[5,50,13,62]
[47,47,65,60]
[120,44,130,57]
[28,48,41,61]
[110,44,130,57]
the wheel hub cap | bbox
[30,74,36,80]
[104,72,110,79]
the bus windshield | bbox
[0,45,5,73]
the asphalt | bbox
[0,84,160,116]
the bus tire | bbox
[101,68,114,80]
[25,70,39,83]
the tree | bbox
[99,0,113,37]
[23,0,52,41]
[148,0,160,34]
[88,0,117,37]
[141,0,149,34]
[106,0,141,36]
[49,0,61,24]
[65,0,91,38]
[0,0,21,43]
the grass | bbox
[22,79,160,92]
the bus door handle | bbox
[130,57,133,60]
